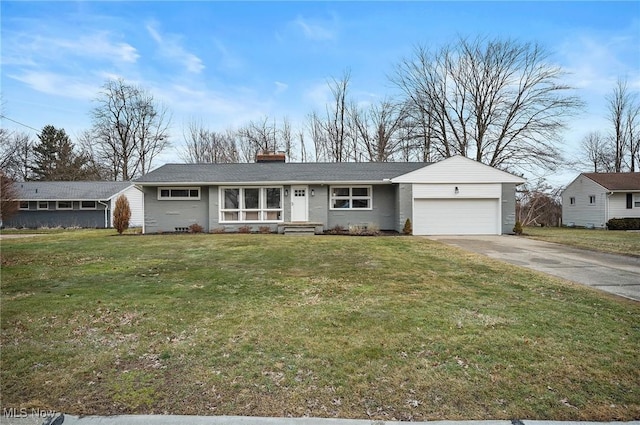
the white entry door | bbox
[291,185,309,222]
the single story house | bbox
[134,155,525,235]
[4,181,144,229]
[562,172,640,228]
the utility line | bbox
[0,114,40,132]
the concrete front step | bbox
[279,222,323,235]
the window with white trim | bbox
[19,201,29,210]
[569,197,575,205]
[589,195,596,205]
[220,187,282,222]
[330,186,372,210]
[37,201,49,210]
[158,187,201,200]
[81,201,97,210]
[635,194,640,208]
[57,201,73,210]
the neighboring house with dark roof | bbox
[134,155,525,235]
[561,172,640,228]
[4,181,143,229]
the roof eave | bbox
[136,180,395,186]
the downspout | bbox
[98,200,110,228]
[605,192,613,229]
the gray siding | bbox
[501,183,517,234]
[5,201,108,228]
[143,186,209,233]
[308,185,329,224]
[396,183,413,233]
[327,184,397,230]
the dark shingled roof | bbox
[135,162,431,184]
[583,172,640,191]
[14,181,134,200]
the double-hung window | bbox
[220,187,283,222]
[330,186,372,210]
[19,201,30,210]
[634,194,640,208]
[588,195,596,205]
[37,201,49,210]
[569,197,575,206]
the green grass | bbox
[1,230,639,420]
[524,226,640,257]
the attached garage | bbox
[392,156,526,236]
[414,198,499,235]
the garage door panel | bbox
[414,198,498,235]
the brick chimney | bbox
[256,151,286,163]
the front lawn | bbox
[524,226,640,257]
[1,231,639,420]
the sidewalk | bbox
[2,415,639,425]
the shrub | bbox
[606,218,640,230]
[113,194,131,235]
[348,223,380,236]
[402,218,412,235]
[188,223,204,234]
[325,225,347,235]
[513,221,523,235]
[238,225,252,234]
[258,226,272,234]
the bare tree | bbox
[280,117,295,162]
[516,180,562,227]
[0,130,33,181]
[392,36,583,172]
[607,78,631,172]
[627,100,640,172]
[578,131,614,172]
[237,117,279,162]
[90,78,171,180]
[0,171,20,225]
[352,99,409,162]
[180,120,239,163]
[308,71,353,162]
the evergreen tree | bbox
[31,125,97,181]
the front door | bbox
[291,185,309,222]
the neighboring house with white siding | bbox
[134,155,525,235]
[561,172,640,228]
[4,181,143,229]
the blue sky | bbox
[1,1,639,185]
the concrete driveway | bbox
[427,235,640,302]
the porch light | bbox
[311,189,315,196]
[284,189,289,196]
[455,186,459,194]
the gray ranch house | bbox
[135,155,525,235]
[562,172,640,228]
[5,181,144,229]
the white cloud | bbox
[293,16,337,41]
[146,22,205,74]
[2,30,139,66]
[8,70,99,100]
[274,81,288,94]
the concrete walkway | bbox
[427,235,640,301]
[2,415,639,425]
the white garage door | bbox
[413,198,499,235]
